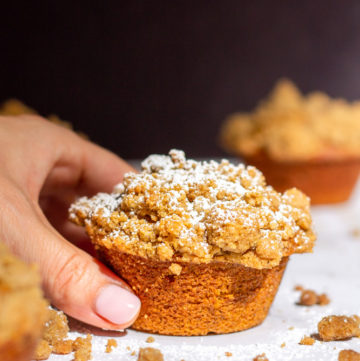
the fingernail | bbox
[95,284,141,325]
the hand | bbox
[0,115,141,330]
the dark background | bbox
[1,1,360,159]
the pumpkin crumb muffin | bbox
[220,79,360,204]
[70,149,315,335]
[0,242,49,361]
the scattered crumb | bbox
[72,334,92,361]
[339,350,360,361]
[127,346,131,351]
[351,229,360,238]
[253,353,269,361]
[43,309,69,345]
[299,336,316,345]
[318,315,360,341]
[318,293,331,306]
[169,263,182,275]
[294,284,304,291]
[52,339,73,354]
[146,336,155,343]
[225,351,233,357]
[131,350,136,356]
[34,340,52,360]
[288,326,294,330]
[105,339,118,353]
[298,289,330,306]
[137,347,164,361]
[280,342,286,348]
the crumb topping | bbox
[220,79,360,161]
[70,150,315,269]
[318,315,360,341]
[168,263,182,275]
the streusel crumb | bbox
[137,347,164,361]
[318,315,360,341]
[169,263,182,275]
[298,289,330,306]
[70,150,315,270]
[253,353,269,361]
[105,338,117,353]
[52,339,73,354]
[225,351,233,356]
[72,334,92,361]
[339,349,360,361]
[220,79,360,161]
[43,309,69,345]
[299,336,316,345]
[146,336,155,343]
[34,340,52,360]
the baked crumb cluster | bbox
[318,315,360,341]
[220,79,360,161]
[70,150,315,269]
[339,349,360,361]
[34,309,92,361]
[296,287,330,306]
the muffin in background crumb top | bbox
[70,150,315,335]
[220,79,360,162]
[220,80,360,204]
[0,242,49,361]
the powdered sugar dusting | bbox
[69,150,315,268]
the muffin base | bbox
[245,154,360,205]
[96,244,288,336]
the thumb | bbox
[44,239,141,330]
[4,192,141,330]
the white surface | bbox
[45,181,360,361]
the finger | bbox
[1,186,141,330]
[78,140,136,195]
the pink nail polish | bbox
[95,284,141,325]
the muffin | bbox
[0,242,49,361]
[69,149,315,336]
[220,79,360,204]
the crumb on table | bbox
[318,315,360,341]
[52,339,73,354]
[294,285,304,291]
[253,353,269,361]
[146,336,155,343]
[225,351,232,357]
[338,349,360,361]
[137,347,164,361]
[298,289,330,306]
[72,334,92,361]
[299,336,316,345]
[105,339,118,353]
[34,340,52,360]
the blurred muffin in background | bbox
[0,242,49,361]
[220,79,360,204]
[0,99,87,138]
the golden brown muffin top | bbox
[0,242,49,346]
[70,150,315,269]
[220,79,360,161]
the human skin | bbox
[0,115,141,330]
